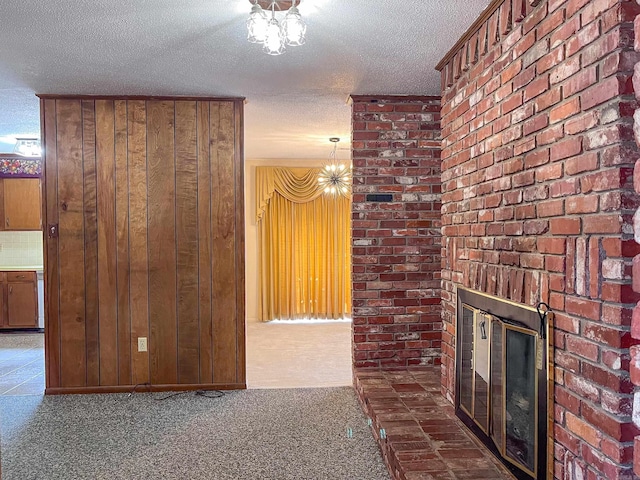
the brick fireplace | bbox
[352,0,640,479]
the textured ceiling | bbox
[0,0,489,159]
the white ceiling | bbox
[0,0,489,159]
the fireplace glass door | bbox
[460,305,491,433]
[456,288,548,480]
[504,325,537,475]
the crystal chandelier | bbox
[247,1,306,56]
[318,138,351,197]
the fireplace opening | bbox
[456,288,553,480]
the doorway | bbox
[244,158,353,389]
[0,153,45,396]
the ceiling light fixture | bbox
[318,138,351,197]
[247,1,306,56]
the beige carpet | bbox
[246,319,353,389]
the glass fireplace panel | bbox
[459,305,474,415]
[490,317,503,454]
[505,325,537,475]
[473,313,490,432]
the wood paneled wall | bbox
[39,96,245,393]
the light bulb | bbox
[263,18,285,55]
[282,5,306,46]
[247,4,268,43]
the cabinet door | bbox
[7,282,38,328]
[3,178,42,230]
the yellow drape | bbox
[256,166,352,321]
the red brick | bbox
[549,97,581,124]
[524,75,550,102]
[581,76,623,111]
[537,124,564,145]
[565,152,598,175]
[566,412,602,448]
[631,345,640,385]
[535,163,563,182]
[565,111,598,135]
[566,297,601,321]
[583,214,622,234]
[534,86,561,112]
[566,195,599,214]
[551,136,583,162]
[566,335,599,361]
[582,402,639,442]
[632,304,640,340]
[550,217,581,235]
[635,437,640,477]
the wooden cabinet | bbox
[1,178,42,230]
[0,271,38,329]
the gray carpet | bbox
[0,387,390,480]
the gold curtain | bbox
[256,166,351,321]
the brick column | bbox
[350,95,441,369]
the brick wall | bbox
[350,95,441,369]
[629,3,640,476]
[438,0,640,478]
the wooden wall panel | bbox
[211,102,238,384]
[40,96,245,393]
[81,100,100,386]
[114,100,131,386]
[147,101,178,385]
[175,101,199,384]
[95,100,118,386]
[127,101,150,386]
[56,99,86,387]
[82,100,100,385]
[234,100,246,384]
[197,101,213,384]
[42,99,60,388]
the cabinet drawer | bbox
[7,271,36,282]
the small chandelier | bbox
[318,138,351,197]
[247,0,306,56]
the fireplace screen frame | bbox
[455,287,554,480]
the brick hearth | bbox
[354,367,514,480]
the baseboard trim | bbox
[45,383,247,395]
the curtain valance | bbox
[256,166,324,222]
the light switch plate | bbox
[138,337,148,352]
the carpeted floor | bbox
[0,387,390,480]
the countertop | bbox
[0,266,44,272]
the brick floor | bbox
[354,367,515,480]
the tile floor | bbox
[0,319,353,395]
[354,367,515,480]
[0,332,45,395]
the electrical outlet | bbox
[138,337,148,352]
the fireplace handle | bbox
[537,302,551,339]
[479,320,487,340]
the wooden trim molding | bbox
[36,94,246,102]
[45,383,247,395]
[435,0,543,90]
[435,0,504,72]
